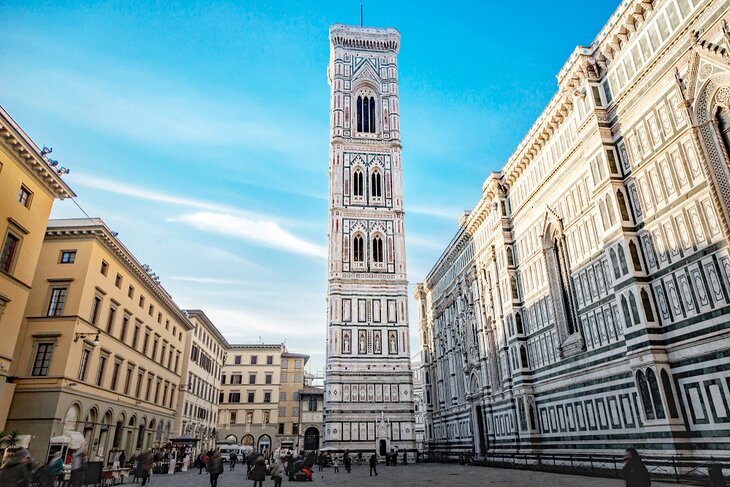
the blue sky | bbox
[1,0,618,373]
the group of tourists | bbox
[0,446,661,487]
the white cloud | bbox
[69,173,325,259]
[171,211,327,259]
[169,276,248,285]
[205,306,324,339]
[407,234,448,251]
[409,204,464,220]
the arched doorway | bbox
[257,435,271,455]
[303,427,319,451]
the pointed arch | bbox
[618,245,629,275]
[647,369,666,419]
[621,295,632,328]
[542,214,578,341]
[636,370,655,420]
[629,291,640,325]
[506,247,514,267]
[370,169,382,198]
[610,248,620,279]
[353,168,364,198]
[629,241,642,271]
[519,345,528,369]
[357,96,363,132]
[353,234,364,263]
[660,369,679,419]
[515,312,523,334]
[372,234,384,263]
[641,288,654,322]
[617,189,631,222]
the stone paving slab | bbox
[149,462,692,487]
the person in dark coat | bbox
[250,457,267,487]
[70,449,87,487]
[136,450,153,486]
[402,451,408,465]
[229,452,237,471]
[118,451,126,468]
[623,448,651,487]
[0,449,32,487]
[207,450,223,487]
[369,453,378,477]
[41,452,63,487]
[343,451,351,473]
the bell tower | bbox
[324,24,415,454]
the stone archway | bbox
[695,73,730,242]
[303,427,320,451]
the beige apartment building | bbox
[277,352,308,451]
[218,344,284,454]
[6,218,193,461]
[175,309,228,452]
[0,106,74,430]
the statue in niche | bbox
[343,330,351,353]
[388,331,397,354]
[359,331,366,354]
[373,331,381,353]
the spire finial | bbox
[360,0,363,27]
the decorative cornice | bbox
[0,106,75,200]
[329,24,400,53]
[45,218,192,330]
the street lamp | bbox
[74,331,100,346]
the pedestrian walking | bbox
[271,458,285,487]
[229,452,237,471]
[41,452,63,487]
[198,452,209,474]
[70,448,87,487]
[343,452,351,473]
[118,451,126,468]
[623,448,651,487]
[332,457,339,473]
[369,453,378,477]
[0,449,32,487]
[250,456,266,487]
[136,449,153,487]
[402,451,408,465]
[208,450,223,487]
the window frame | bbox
[0,231,21,274]
[31,341,55,376]
[18,185,33,208]
[47,286,69,317]
[59,250,77,264]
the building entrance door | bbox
[378,439,386,456]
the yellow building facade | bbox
[277,352,308,451]
[0,107,74,431]
[6,218,193,461]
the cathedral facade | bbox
[415,0,730,461]
[323,24,416,454]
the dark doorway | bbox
[303,427,320,451]
[378,439,387,456]
[475,405,486,455]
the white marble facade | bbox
[415,0,730,461]
[324,24,416,454]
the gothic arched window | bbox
[660,369,679,419]
[647,369,666,419]
[544,228,577,337]
[353,235,364,263]
[357,95,376,134]
[716,105,730,156]
[353,169,364,197]
[641,289,654,322]
[629,241,642,271]
[617,190,631,222]
[372,235,384,263]
[515,312,523,334]
[636,370,655,420]
[371,171,382,198]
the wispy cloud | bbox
[170,211,327,259]
[170,276,248,285]
[409,204,464,220]
[205,306,324,339]
[72,173,326,259]
[408,234,448,251]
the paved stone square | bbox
[150,463,689,487]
